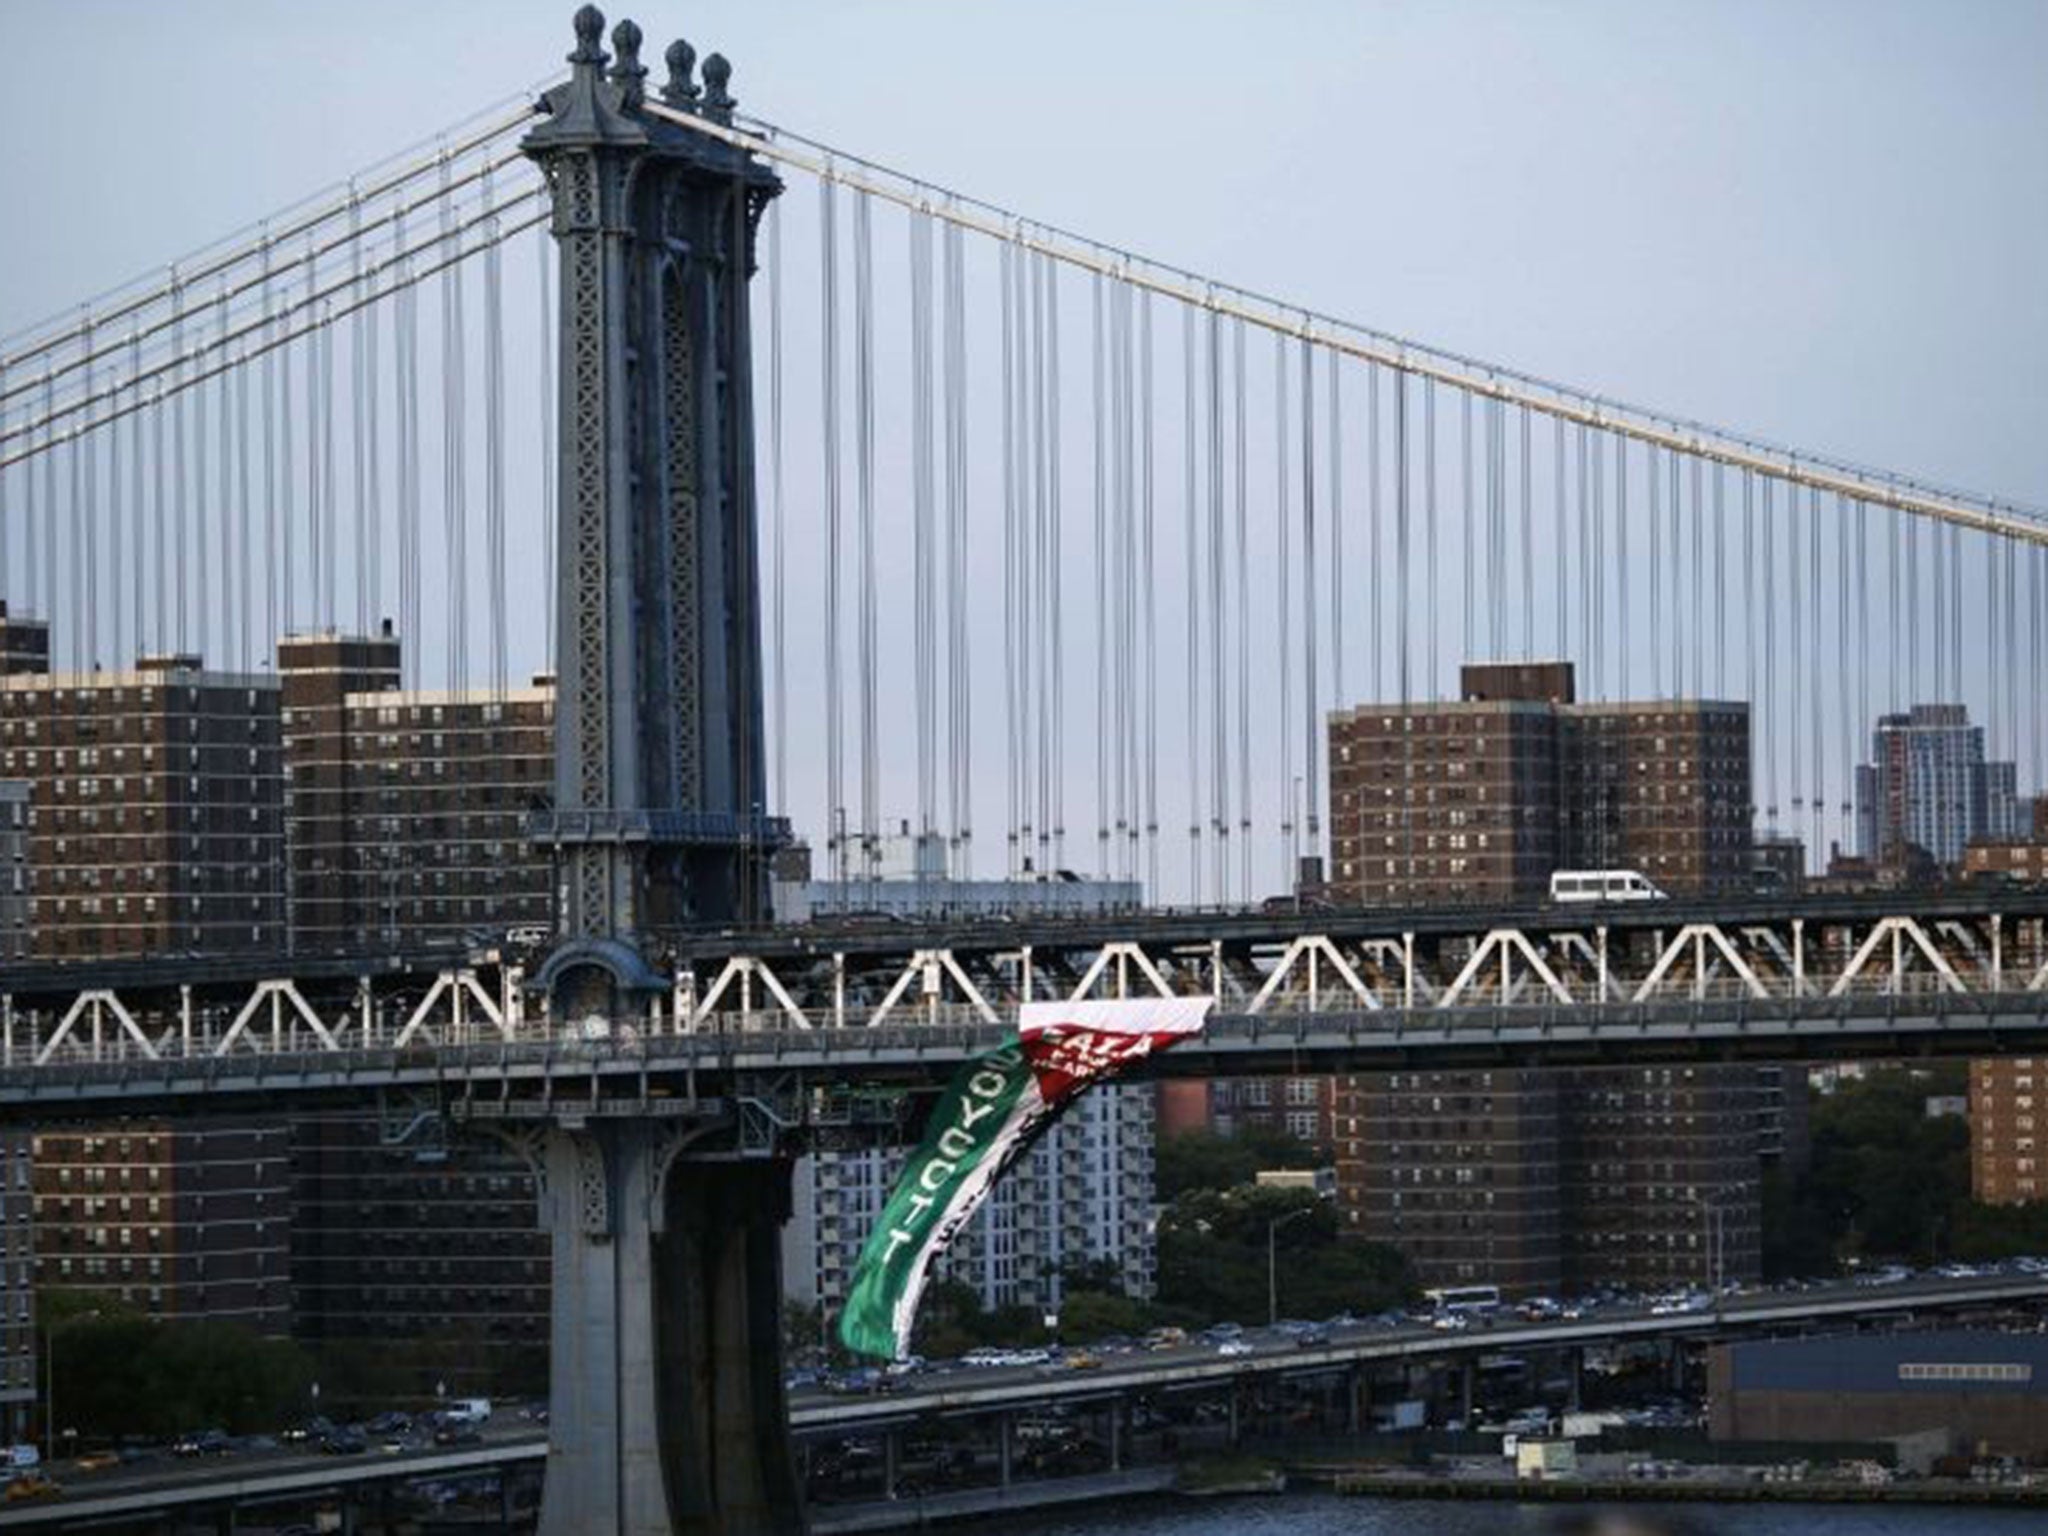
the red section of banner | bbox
[1018,1023,1184,1106]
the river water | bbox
[984,1492,2043,1534]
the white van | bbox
[1549,869,1666,905]
[444,1397,493,1426]
[5,1444,39,1470]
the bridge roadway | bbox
[6,1271,2040,1529]
[4,989,2047,1122]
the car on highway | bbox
[71,1451,119,1473]
[4,1473,60,1503]
[171,1429,232,1458]
[432,1424,483,1448]
[319,1432,369,1456]
[1216,1339,1254,1357]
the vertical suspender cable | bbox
[1691,455,1705,699]
[1616,437,1630,697]
[1520,405,1533,660]
[483,177,507,698]
[853,189,877,892]
[1274,328,1291,882]
[1575,423,1589,696]
[172,274,188,652]
[1091,273,1108,875]
[1235,319,1250,898]
[1713,465,1726,694]
[1460,388,1473,665]
[1648,443,1661,694]
[364,205,383,643]
[130,336,146,663]
[260,241,278,656]
[79,323,95,670]
[1843,499,1859,847]
[1787,482,1803,828]
[914,209,939,875]
[1761,478,1776,828]
[1184,304,1202,902]
[1299,332,1320,874]
[942,217,967,873]
[1395,371,1412,882]
[1369,363,1383,699]
[1208,307,1227,900]
[1000,236,1018,877]
[1141,291,1158,897]
[1554,415,1566,664]
[305,238,323,638]
[1046,253,1065,877]
[351,191,370,636]
[1329,350,1343,714]
[194,299,211,664]
[1808,488,1823,850]
[1424,381,1437,700]
[1742,470,1755,828]
[820,178,843,884]
[235,336,251,671]
[767,198,786,825]
[441,164,468,692]
[396,212,422,691]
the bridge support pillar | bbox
[1107,1399,1123,1471]
[1459,1361,1476,1425]
[1565,1347,1583,1411]
[537,1118,799,1536]
[997,1412,1013,1487]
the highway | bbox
[6,1268,2041,1528]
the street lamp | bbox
[1268,1207,1315,1328]
[43,1309,99,1464]
[1687,1192,1723,1293]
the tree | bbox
[1156,1126,1322,1201]
[1154,1186,1412,1325]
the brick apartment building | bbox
[1333,1064,1770,1297]
[30,1120,293,1333]
[1970,1056,2048,1206]
[0,614,286,959]
[0,1133,33,1440]
[279,628,555,954]
[289,1114,548,1394]
[1156,1075,1336,1149]
[1327,660,1751,906]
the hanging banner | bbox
[837,996,1213,1360]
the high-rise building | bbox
[1559,1066,1763,1291]
[784,1086,1157,1321]
[1327,661,1751,907]
[1332,1065,1767,1296]
[1854,704,2019,869]
[289,1114,548,1394]
[0,651,285,960]
[0,780,27,962]
[30,1120,293,1333]
[1154,1075,1335,1149]
[0,1132,34,1441]
[279,630,555,953]
[1969,1058,2047,1206]
[1333,1068,1564,1295]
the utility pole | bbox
[1268,1206,1314,1327]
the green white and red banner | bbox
[836,996,1212,1360]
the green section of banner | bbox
[837,1036,1037,1360]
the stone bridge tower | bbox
[526,5,782,1019]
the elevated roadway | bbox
[8,1270,2040,1529]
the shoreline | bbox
[809,1460,2048,1531]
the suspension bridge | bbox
[2,8,2047,1534]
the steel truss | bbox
[3,895,2046,1071]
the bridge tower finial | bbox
[662,38,700,108]
[701,52,734,123]
[608,19,646,113]
[569,4,607,67]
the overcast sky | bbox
[5,0,2044,503]
[3,1,2044,896]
